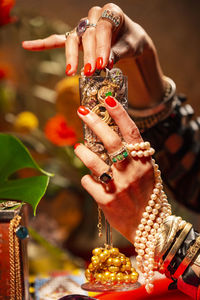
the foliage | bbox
[0,133,52,214]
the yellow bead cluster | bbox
[85,247,139,285]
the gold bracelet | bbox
[159,222,192,273]
[173,236,200,279]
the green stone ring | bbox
[109,146,129,163]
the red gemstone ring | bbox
[76,18,96,37]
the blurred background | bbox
[0,0,200,283]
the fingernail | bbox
[84,63,92,76]
[77,105,90,115]
[96,57,103,69]
[65,64,71,75]
[105,96,117,107]
[74,143,81,149]
[108,59,114,70]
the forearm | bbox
[116,34,165,108]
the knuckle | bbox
[81,175,90,187]
[88,6,101,16]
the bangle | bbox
[128,76,177,131]
[159,222,192,273]
[173,236,200,279]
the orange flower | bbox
[44,114,77,146]
[0,0,16,26]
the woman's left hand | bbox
[75,97,155,243]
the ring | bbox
[76,18,96,37]
[109,145,129,163]
[98,168,113,184]
[125,141,155,158]
[65,28,76,39]
[99,9,121,31]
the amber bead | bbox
[108,266,119,273]
[124,274,131,283]
[116,272,124,283]
[110,247,119,257]
[99,253,108,262]
[88,263,95,271]
[106,257,113,266]
[92,248,102,256]
[130,272,138,283]
[113,258,121,267]
[95,273,103,282]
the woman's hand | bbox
[22,3,165,107]
[74,98,155,244]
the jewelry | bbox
[76,18,96,37]
[159,222,192,273]
[97,206,103,237]
[154,215,186,262]
[128,77,177,132]
[133,141,172,293]
[65,28,76,39]
[100,9,121,31]
[92,103,112,125]
[98,169,113,184]
[125,141,155,158]
[172,236,200,279]
[9,214,22,300]
[108,146,129,163]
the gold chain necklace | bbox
[9,214,22,300]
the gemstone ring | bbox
[76,18,96,37]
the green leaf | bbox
[0,134,52,214]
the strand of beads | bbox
[126,142,172,294]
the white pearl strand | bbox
[126,142,172,293]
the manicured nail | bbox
[96,57,103,69]
[84,63,92,76]
[74,143,81,149]
[108,59,114,70]
[65,64,71,75]
[105,96,117,107]
[77,105,90,115]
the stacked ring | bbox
[99,9,121,31]
[109,145,129,163]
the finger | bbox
[22,34,66,51]
[81,175,112,205]
[74,143,109,176]
[77,106,123,154]
[82,7,102,75]
[96,3,124,68]
[65,31,80,75]
[104,96,143,144]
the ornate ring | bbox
[98,168,113,184]
[99,9,121,31]
[76,18,96,37]
[109,145,129,163]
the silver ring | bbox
[76,18,96,37]
[99,9,121,31]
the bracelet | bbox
[159,222,192,273]
[173,236,200,279]
[128,76,177,132]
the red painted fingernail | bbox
[105,96,117,107]
[65,64,71,75]
[84,63,92,76]
[77,105,90,115]
[108,59,114,70]
[96,57,103,69]
[74,143,81,149]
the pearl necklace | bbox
[126,142,172,293]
